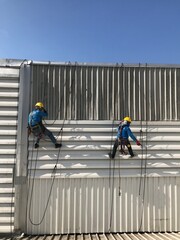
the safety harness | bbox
[28,112,44,139]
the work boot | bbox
[55,143,62,148]
[108,152,114,159]
[34,143,39,148]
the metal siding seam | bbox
[79,179,83,233]
[149,69,152,121]
[169,69,172,120]
[90,68,93,120]
[103,179,107,232]
[112,68,115,119]
[143,69,146,121]
[133,68,136,119]
[174,178,177,231]
[106,68,110,119]
[164,69,167,120]
[127,68,131,117]
[174,69,177,120]
[68,67,72,120]
[158,69,161,120]
[121,67,127,117]
[85,67,88,120]
[169,178,172,232]
[138,68,141,120]
[154,69,157,120]
[117,68,120,119]
[95,68,98,120]
[75,66,78,120]
[62,179,65,233]
[84,179,88,233]
[64,67,67,119]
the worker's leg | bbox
[43,127,62,148]
[43,127,57,144]
[125,139,134,157]
[109,139,119,159]
[31,126,42,148]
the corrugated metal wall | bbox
[1,60,180,235]
[30,63,180,121]
[27,177,180,234]
[0,66,20,233]
[26,120,180,234]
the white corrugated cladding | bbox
[3,232,180,240]
[26,120,180,235]
[0,66,19,233]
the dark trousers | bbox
[31,124,57,145]
[111,138,134,158]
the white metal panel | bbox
[0,67,19,233]
[26,120,180,234]
[26,177,180,234]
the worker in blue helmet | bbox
[109,116,141,158]
[28,102,62,149]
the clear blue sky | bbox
[1,0,180,64]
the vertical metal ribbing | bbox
[169,69,172,120]
[148,69,152,121]
[174,69,177,120]
[68,67,72,120]
[159,68,162,120]
[85,67,88,120]
[121,67,127,116]
[154,68,157,120]
[74,66,77,120]
[127,68,131,117]
[58,66,62,120]
[90,67,94,120]
[164,69,167,120]
[111,68,115,119]
[63,67,66,120]
[95,68,98,120]
[30,63,180,120]
[133,68,136,120]
[117,67,120,119]
[120,65,124,119]
[138,66,141,120]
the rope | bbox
[27,128,63,226]
[109,118,115,187]
[138,63,148,232]
[118,144,121,197]
[26,63,75,226]
[109,157,116,232]
[108,118,116,232]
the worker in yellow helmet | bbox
[28,102,62,149]
[109,116,141,158]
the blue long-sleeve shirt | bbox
[28,109,48,126]
[116,123,137,142]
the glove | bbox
[136,140,141,146]
[41,107,47,113]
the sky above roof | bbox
[1,0,180,64]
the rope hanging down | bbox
[27,126,63,226]
[108,118,117,232]
[138,63,148,232]
[27,64,75,226]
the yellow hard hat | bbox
[124,116,132,123]
[35,102,44,108]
